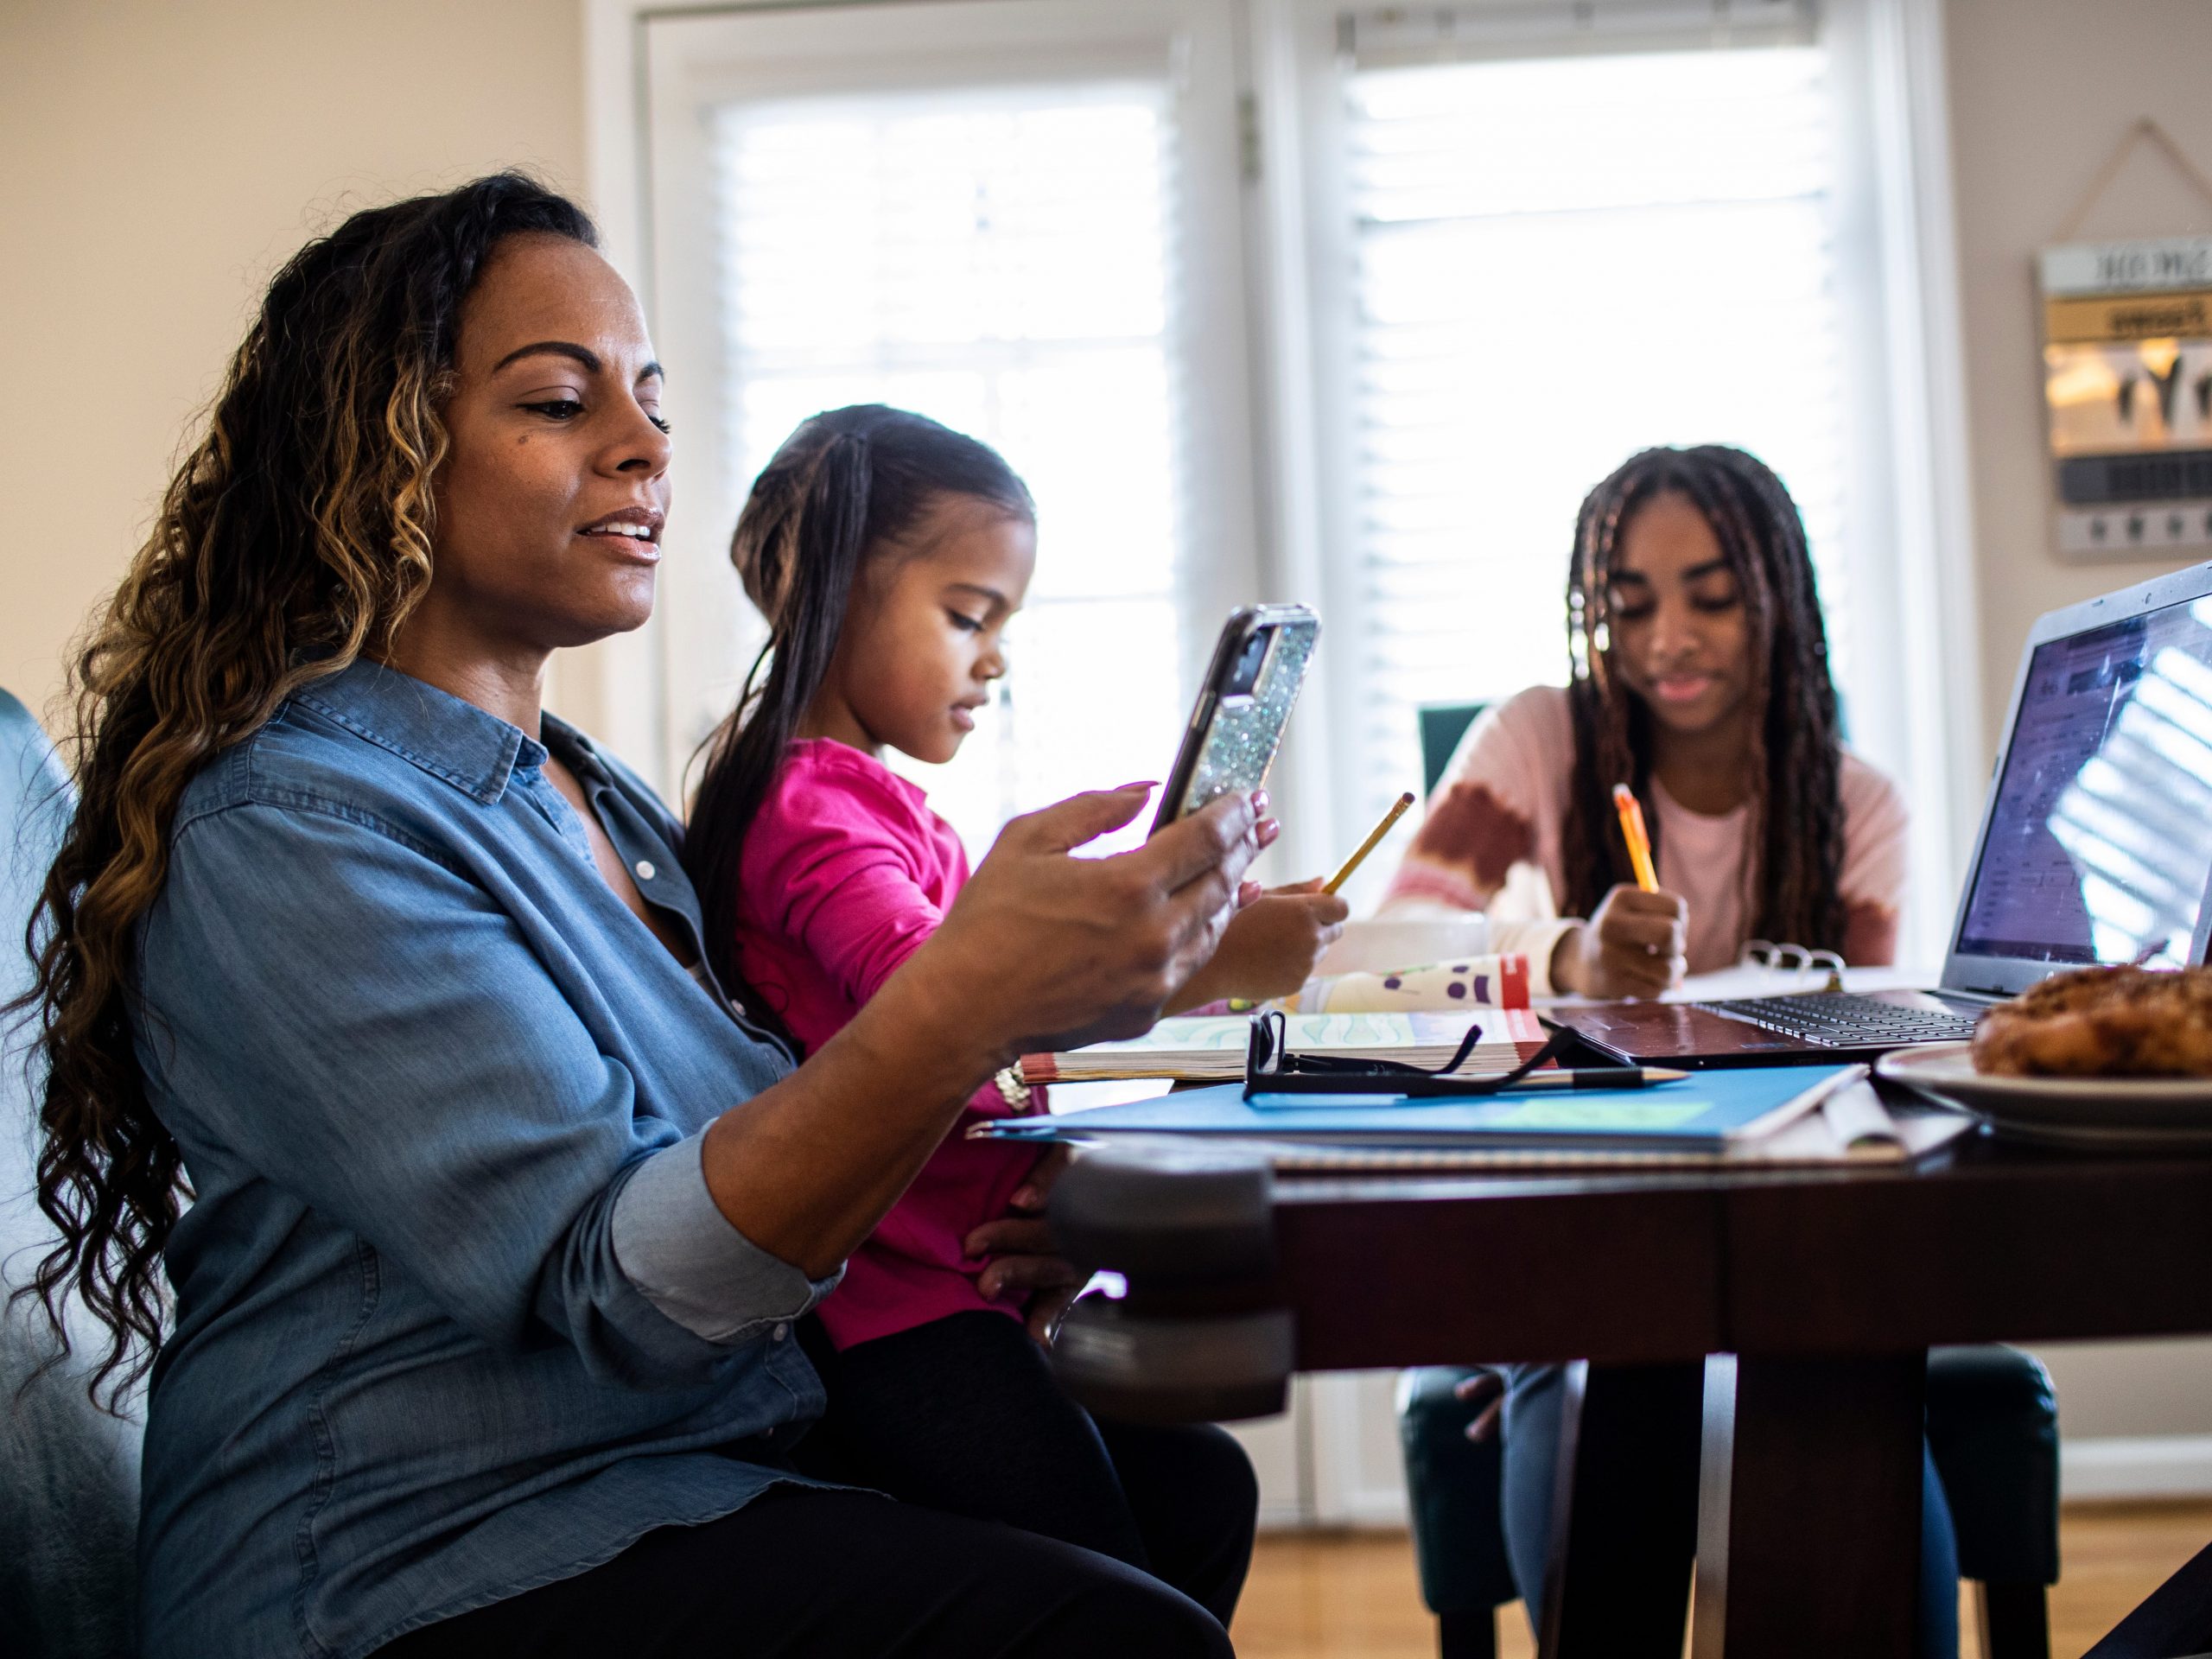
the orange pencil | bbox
[1611,783,1659,893]
[1324,791,1416,895]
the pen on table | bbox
[1474,1065,1688,1091]
[1324,790,1417,895]
[1611,782,1659,893]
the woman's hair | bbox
[18,172,600,1404]
[685,406,1033,995]
[1558,444,1847,950]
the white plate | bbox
[1877,1042,2212,1142]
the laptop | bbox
[1553,560,2212,1067]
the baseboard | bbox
[2063,1434,2212,1501]
[1255,1491,1410,1531]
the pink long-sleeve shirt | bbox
[730,738,1042,1351]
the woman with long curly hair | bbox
[1382,443,1907,996]
[18,173,1264,1658]
[1378,444,1951,1658]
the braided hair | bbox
[1558,445,1847,951]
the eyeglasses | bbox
[1242,1008,1571,1099]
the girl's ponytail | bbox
[686,406,1032,995]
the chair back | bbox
[1417,702,1489,798]
[1,688,142,1657]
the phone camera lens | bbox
[1225,627,1274,697]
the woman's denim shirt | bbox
[132,662,836,1658]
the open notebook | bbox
[1018,1008,1550,1086]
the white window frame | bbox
[582,0,1281,853]
[1243,0,1983,957]
[580,0,1984,1529]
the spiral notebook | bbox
[971,1071,1974,1170]
[980,1065,1863,1152]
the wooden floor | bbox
[1230,1499,2212,1658]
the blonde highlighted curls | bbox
[16,175,599,1406]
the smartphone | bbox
[1151,604,1320,834]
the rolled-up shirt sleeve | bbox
[137,798,811,1386]
[612,1131,841,1342]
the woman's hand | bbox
[916,785,1278,1064]
[1165,879,1350,1012]
[1548,882,1688,998]
[703,786,1273,1277]
[964,1148,1084,1347]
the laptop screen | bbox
[1955,594,2212,969]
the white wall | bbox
[1941,0,2212,1465]
[0,0,586,728]
[1944,0,2212,751]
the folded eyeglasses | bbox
[1242,1008,1570,1099]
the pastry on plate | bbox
[1973,964,2212,1078]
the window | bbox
[608,0,1975,1533]
[1319,12,1853,849]
[711,86,1188,855]
[641,0,1259,862]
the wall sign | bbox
[2042,234,2212,558]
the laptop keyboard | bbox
[1690,992,1981,1048]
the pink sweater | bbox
[1383,686,1907,971]
[731,739,1042,1350]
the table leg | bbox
[1538,1359,1703,1658]
[1694,1351,1927,1659]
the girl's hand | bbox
[964,1148,1084,1347]
[1548,883,1688,998]
[1165,880,1350,1013]
[1455,1370,1507,1441]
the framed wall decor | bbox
[2042,229,2212,558]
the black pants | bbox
[385,1313,1255,1657]
[794,1309,1258,1628]
[380,1484,1233,1658]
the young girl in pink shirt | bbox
[683,404,1344,1624]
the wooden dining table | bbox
[1049,1103,2212,1658]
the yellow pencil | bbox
[1612,782,1659,893]
[1325,791,1416,895]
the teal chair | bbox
[0,688,141,1658]
[1417,702,1488,799]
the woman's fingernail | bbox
[1256,817,1281,848]
[1251,789,1271,817]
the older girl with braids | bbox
[1382,443,1908,997]
[1382,444,1950,1658]
[18,175,1267,1658]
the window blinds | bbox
[1338,31,1849,825]
[711,84,1188,858]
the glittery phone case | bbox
[1153,605,1320,833]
